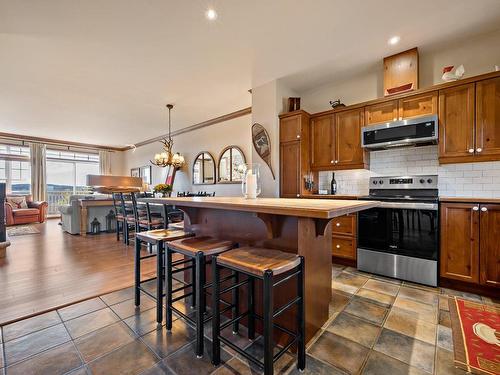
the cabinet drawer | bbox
[332,214,357,236]
[332,236,356,260]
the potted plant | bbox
[153,183,172,197]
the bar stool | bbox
[135,228,194,324]
[165,236,236,358]
[211,247,305,375]
[111,192,125,242]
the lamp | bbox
[151,104,185,168]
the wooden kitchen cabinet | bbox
[365,100,399,125]
[479,204,500,288]
[335,108,367,169]
[440,203,480,283]
[398,91,437,119]
[476,76,500,158]
[332,213,357,260]
[279,110,314,198]
[280,141,300,198]
[310,114,335,170]
[438,83,475,163]
[440,202,499,288]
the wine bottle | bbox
[330,172,337,195]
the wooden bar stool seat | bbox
[138,218,164,227]
[212,248,305,375]
[217,247,301,277]
[168,236,234,257]
[164,236,237,358]
[136,228,193,244]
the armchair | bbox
[4,195,48,226]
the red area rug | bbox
[449,297,500,375]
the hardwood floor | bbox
[0,219,157,325]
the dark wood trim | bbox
[134,107,252,148]
[0,132,124,151]
[439,277,499,298]
[331,256,356,267]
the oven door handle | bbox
[377,202,438,210]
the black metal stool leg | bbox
[116,221,120,241]
[211,257,221,366]
[297,258,306,371]
[134,238,141,306]
[165,246,173,331]
[156,241,164,324]
[191,258,196,308]
[232,270,240,334]
[247,277,255,340]
[195,252,205,357]
[263,270,274,375]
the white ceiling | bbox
[1,0,500,147]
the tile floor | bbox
[0,265,497,375]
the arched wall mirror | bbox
[192,152,216,185]
[217,146,246,183]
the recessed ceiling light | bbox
[205,8,217,21]
[388,36,400,45]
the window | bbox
[46,149,100,214]
[0,144,31,194]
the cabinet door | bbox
[476,77,500,158]
[440,203,480,283]
[280,115,302,143]
[335,108,365,168]
[438,84,475,161]
[365,100,398,125]
[280,141,300,198]
[310,114,335,169]
[479,204,500,288]
[398,91,437,120]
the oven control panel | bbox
[369,175,438,189]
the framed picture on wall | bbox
[140,165,152,185]
[130,167,140,178]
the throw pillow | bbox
[7,196,28,209]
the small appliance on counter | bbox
[357,175,439,286]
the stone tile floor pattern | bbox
[0,265,497,374]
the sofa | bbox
[4,194,48,226]
[59,194,114,235]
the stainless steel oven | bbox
[357,175,439,286]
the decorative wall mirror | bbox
[217,146,246,183]
[192,152,216,185]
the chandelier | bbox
[150,104,185,168]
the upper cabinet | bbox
[438,83,475,162]
[280,114,303,143]
[365,100,399,125]
[365,91,438,125]
[335,108,368,169]
[310,114,335,169]
[398,91,437,119]
[476,77,500,158]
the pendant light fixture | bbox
[150,104,185,168]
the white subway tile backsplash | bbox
[317,144,500,198]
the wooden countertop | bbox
[439,197,500,204]
[139,197,379,219]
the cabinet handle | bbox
[393,117,397,121]
[330,160,334,164]
[481,207,488,212]
[472,206,479,211]
[296,134,301,139]
[468,148,474,153]
[296,194,300,197]
[336,245,340,249]
[336,222,340,227]
[476,148,482,153]
[335,160,338,164]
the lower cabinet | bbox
[332,213,357,260]
[440,202,499,287]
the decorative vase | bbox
[241,163,261,199]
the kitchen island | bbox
[139,196,379,343]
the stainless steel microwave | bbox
[361,114,438,150]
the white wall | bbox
[301,29,500,113]
[121,114,252,196]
